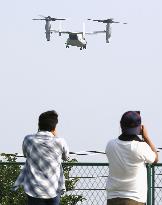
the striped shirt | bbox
[13,131,69,198]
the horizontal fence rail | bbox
[63,163,109,205]
[0,162,162,205]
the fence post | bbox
[152,165,155,205]
[147,164,152,205]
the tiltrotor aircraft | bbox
[32,16,127,49]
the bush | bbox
[61,159,85,205]
[0,153,27,205]
[0,153,84,205]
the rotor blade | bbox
[51,18,66,21]
[109,20,128,24]
[32,18,45,20]
[111,21,120,23]
[88,18,126,24]
[35,15,66,21]
[87,18,110,22]
[87,18,101,22]
[91,19,104,22]
[112,21,127,24]
[57,18,66,20]
[94,20,104,22]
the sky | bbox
[0,0,162,162]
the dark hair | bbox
[38,110,58,131]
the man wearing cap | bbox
[105,111,158,205]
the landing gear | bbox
[66,45,69,48]
[80,45,86,50]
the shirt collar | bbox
[37,131,54,138]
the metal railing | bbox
[63,162,108,205]
[64,163,162,205]
[148,163,162,205]
[0,162,162,205]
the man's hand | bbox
[141,125,149,141]
[141,125,158,163]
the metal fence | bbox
[0,162,162,205]
[63,162,108,205]
[147,163,162,205]
[64,163,162,205]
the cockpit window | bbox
[69,34,78,40]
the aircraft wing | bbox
[50,29,68,34]
[86,30,106,35]
[62,31,83,34]
[51,30,59,33]
[59,31,71,34]
[51,30,83,35]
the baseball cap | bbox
[120,111,141,135]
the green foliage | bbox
[61,195,85,205]
[0,154,85,205]
[63,158,79,191]
[61,158,85,205]
[0,153,27,205]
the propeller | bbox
[32,15,66,21]
[88,18,127,24]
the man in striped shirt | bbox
[13,110,69,205]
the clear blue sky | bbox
[0,0,162,161]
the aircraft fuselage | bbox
[66,33,87,49]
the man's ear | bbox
[51,129,57,136]
[140,125,143,135]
